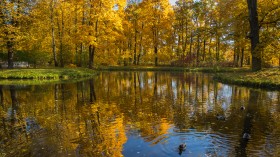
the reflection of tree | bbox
[76,81,86,105]
[0,86,33,156]
[214,81,218,104]
[137,72,143,105]
[270,92,280,155]
[1,72,280,156]
[154,72,158,97]
[10,85,19,111]
[75,103,127,156]
[9,85,19,133]
[235,89,259,156]
[54,84,59,112]
[89,79,96,103]
[0,85,3,107]
[133,72,137,107]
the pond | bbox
[0,72,280,156]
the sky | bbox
[169,0,177,5]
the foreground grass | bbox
[214,68,280,90]
[0,68,97,85]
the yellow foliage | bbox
[0,0,278,67]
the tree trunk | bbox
[50,0,58,67]
[182,18,188,55]
[51,26,58,67]
[216,36,220,61]
[154,45,158,66]
[153,26,158,66]
[208,37,212,63]
[133,20,137,65]
[88,18,98,69]
[178,33,181,57]
[247,0,261,71]
[78,5,85,67]
[88,45,95,69]
[237,48,240,67]
[78,43,83,67]
[241,47,244,67]
[74,3,78,66]
[189,32,193,66]
[137,23,144,65]
[58,8,64,67]
[233,47,237,66]
[196,34,200,66]
[203,39,206,61]
[7,41,14,69]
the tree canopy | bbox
[0,0,279,70]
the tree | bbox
[1,1,37,68]
[0,0,279,68]
[247,0,261,71]
[50,0,58,67]
[142,0,173,66]
[0,1,21,68]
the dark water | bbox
[0,72,280,157]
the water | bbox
[0,72,280,156]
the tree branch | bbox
[259,6,280,29]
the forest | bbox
[0,0,279,70]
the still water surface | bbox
[0,72,280,156]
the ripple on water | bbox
[148,128,236,157]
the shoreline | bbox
[0,68,97,85]
[0,67,279,90]
[213,68,280,90]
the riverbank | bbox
[99,66,280,90]
[0,68,96,85]
[0,68,96,79]
[1,67,279,90]
[213,68,280,90]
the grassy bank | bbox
[96,66,250,73]
[0,68,97,85]
[0,77,93,85]
[213,68,280,90]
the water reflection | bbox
[0,72,280,156]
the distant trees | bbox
[0,0,279,69]
[124,0,174,66]
[0,0,32,68]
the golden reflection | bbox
[1,72,280,156]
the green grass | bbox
[0,68,97,85]
[0,77,93,85]
[213,68,280,90]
